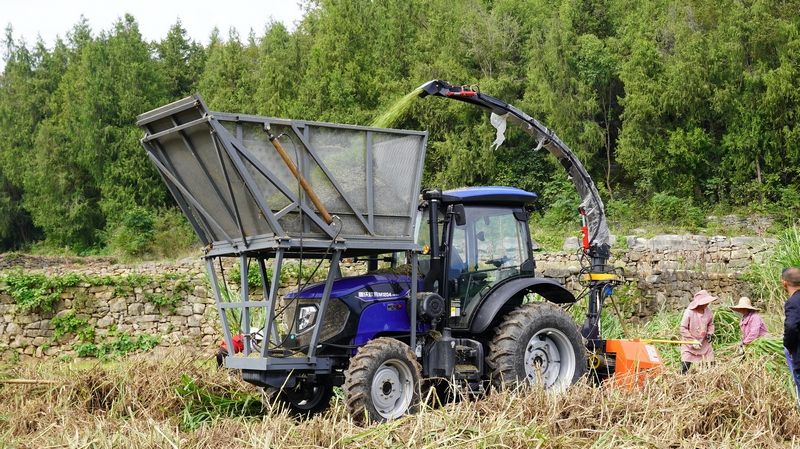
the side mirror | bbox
[452,204,466,226]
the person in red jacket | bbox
[216,327,263,368]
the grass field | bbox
[1,341,798,448]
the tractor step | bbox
[454,364,479,379]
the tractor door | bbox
[446,205,534,329]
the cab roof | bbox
[441,186,538,206]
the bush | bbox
[775,185,800,227]
[151,207,199,259]
[648,192,705,228]
[535,176,581,228]
[104,206,198,260]
[108,207,156,257]
[604,197,636,231]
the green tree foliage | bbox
[617,0,800,204]
[0,27,68,248]
[21,16,168,250]
[197,29,258,113]
[296,0,388,123]
[252,21,305,118]
[154,20,206,100]
[1,0,800,252]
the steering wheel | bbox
[486,256,509,268]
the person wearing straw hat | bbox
[216,327,264,368]
[731,296,769,353]
[679,289,717,374]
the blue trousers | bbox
[784,347,800,409]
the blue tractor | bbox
[137,80,619,423]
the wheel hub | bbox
[525,331,563,387]
[370,359,413,419]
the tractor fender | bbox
[469,277,576,334]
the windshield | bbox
[449,207,530,273]
[416,203,533,328]
[448,205,532,328]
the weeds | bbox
[51,310,88,339]
[177,374,264,431]
[0,352,797,448]
[745,226,800,308]
[71,328,161,361]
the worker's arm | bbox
[679,309,693,340]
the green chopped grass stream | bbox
[371,86,423,129]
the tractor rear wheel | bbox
[487,301,586,392]
[343,337,423,424]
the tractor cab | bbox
[416,186,538,330]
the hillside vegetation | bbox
[1,0,800,257]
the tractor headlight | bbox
[297,305,318,334]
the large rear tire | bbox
[487,302,586,392]
[343,337,423,424]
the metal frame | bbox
[137,95,427,373]
[137,95,427,256]
[207,249,419,373]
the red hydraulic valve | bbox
[445,89,476,97]
[579,207,589,251]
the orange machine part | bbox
[605,339,664,389]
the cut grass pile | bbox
[1,347,799,448]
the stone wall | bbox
[0,258,215,361]
[0,257,366,362]
[0,234,777,361]
[536,234,776,315]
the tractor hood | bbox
[284,273,412,300]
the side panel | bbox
[354,301,412,345]
[469,278,576,334]
[137,95,427,256]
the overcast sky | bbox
[1,0,306,71]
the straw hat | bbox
[731,296,759,313]
[689,290,717,309]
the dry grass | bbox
[2,348,800,448]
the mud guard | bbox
[469,278,575,334]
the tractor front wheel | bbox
[487,301,586,392]
[343,337,423,424]
[276,382,334,417]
